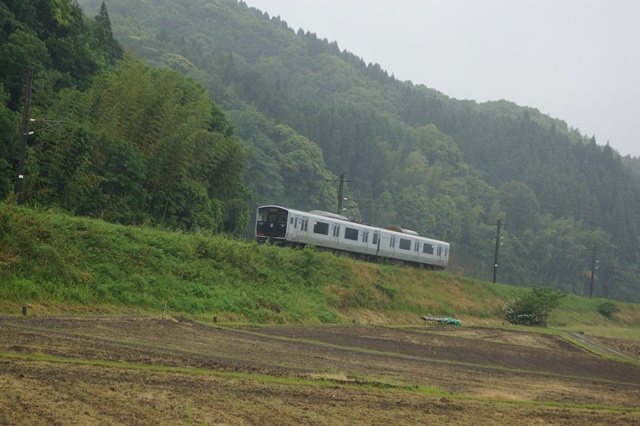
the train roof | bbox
[385,226,419,236]
[308,210,349,221]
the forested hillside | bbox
[73,0,639,302]
[2,0,639,302]
[0,0,248,232]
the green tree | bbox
[503,287,566,326]
[432,194,462,242]
[89,136,148,224]
[17,53,247,233]
[93,2,123,64]
[370,190,396,227]
[0,26,50,107]
[596,301,620,318]
[0,86,17,197]
[499,181,540,237]
[395,186,435,235]
[269,124,336,211]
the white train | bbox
[256,205,450,269]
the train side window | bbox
[373,233,378,245]
[313,221,329,235]
[423,244,434,255]
[399,238,411,250]
[344,227,359,241]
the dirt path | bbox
[564,331,640,362]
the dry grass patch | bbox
[617,305,640,326]
[475,391,526,401]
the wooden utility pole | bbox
[589,246,597,298]
[493,220,501,283]
[337,172,345,214]
[16,67,33,205]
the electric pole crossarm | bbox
[29,119,66,133]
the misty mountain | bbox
[8,0,639,301]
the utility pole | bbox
[326,172,351,215]
[337,172,346,214]
[493,220,501,283]
[16,67,33,205]
[589,246,597,298]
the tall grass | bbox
[1,201,639,326]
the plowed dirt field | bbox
[1,316,639,425]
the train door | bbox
[331,222,341,248]
[289,215,298,240]
[372,231,380,256]
[300,216,309,243]
[390,235,397,258]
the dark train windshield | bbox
[257,207,288,224]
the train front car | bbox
[256,206,290,245]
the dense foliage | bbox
[503,287,566,326]
[0,1,248,232]
[596,300,620,318]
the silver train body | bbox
[256,205,450,269]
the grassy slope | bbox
[1,202,639,329]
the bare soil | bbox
[1,316,639,425]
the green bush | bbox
[596,301,620,318]
[503,287,566,326]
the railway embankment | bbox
[1,201,639,329]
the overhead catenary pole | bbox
[493,220,501,283]
[16,67,33,205]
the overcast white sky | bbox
[243,0,640,158]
